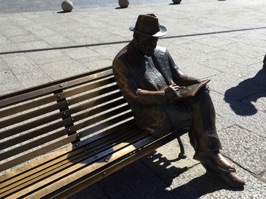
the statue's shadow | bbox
[224,63,266,116]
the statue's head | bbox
[130,14,167,56]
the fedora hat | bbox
[129,14,167,37]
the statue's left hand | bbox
[178,76,201,86]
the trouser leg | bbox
[181,86,245,188]
[185,86,222,152]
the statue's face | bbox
[135,34,158,56]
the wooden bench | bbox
[0,66,188,199]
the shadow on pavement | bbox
[143,151,242,199]
[224,62,266,116]
[172,173,244,199]
[88,150,241,199]
[57,11,71,14]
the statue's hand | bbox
[164,85,178,104]
[178,76,201,86]
[171,85,185,91]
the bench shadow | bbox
[224,63,266,116]
[92,150,241,199]
[142,151,241,198]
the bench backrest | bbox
[0,67,133,172]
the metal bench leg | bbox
[177,136,187,159]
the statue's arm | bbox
[167,50,201,86]
[113,59,176,105]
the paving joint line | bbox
[1,26,266,56]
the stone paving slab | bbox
[220,125,266,177]
[211,91,266,137]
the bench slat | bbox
[0,76,115,119]
[27,134,153,199]
[69,92,123,115]
[0,112,134,172]
[0,118,73,161]
[0,111,66,149]
[73,100,129,126]
[0,119,135,181]
[58,76,116,100]
[53,131,184,199]
[0,96,126,151]
[72,105,131,133]
[0,99,67,133]
[2,131,149,199]
[0,104,131,161]
[1,127,141,196]
[65,84,119,109]
[0,68,113,108]
[0,95,57,118]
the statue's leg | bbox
[185,86,245,188]
[185,86,236,170]
[186,86,222,152]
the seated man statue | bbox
[112,14,245,188]
[263,55,266,69]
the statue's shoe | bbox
[205,167,245,188]
[194,152,236,172]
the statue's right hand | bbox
[164,86,177,103]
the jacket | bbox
[112,42,199,136]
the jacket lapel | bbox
[126,43,158,91]
[153,47,174,85]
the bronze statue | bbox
[263,55,266,69]
[112,14,245,188]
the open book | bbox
[174,79,210,99]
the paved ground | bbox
[0,0,193,13]
[0,0,266,198]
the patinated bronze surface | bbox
[112,14,245,188]
[263,55,266,68]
